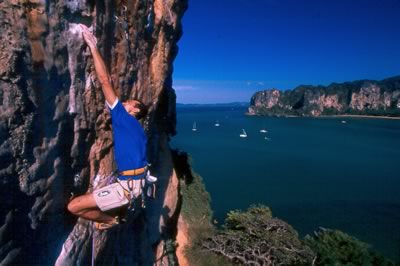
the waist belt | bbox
[119,167,146,177]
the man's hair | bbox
[133,101,148,120]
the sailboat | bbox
[214,120,220,127]
[192,122,197,131]
[239,129,247,138]
[260,122,267,133]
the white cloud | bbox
[174,85,196,91]
[246,81,265,86]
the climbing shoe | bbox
[94,217,120,231]
[94,222,117,231]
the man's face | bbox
[122,100,141,118]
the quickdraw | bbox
[115,5,134,63]
[115,5,129,40]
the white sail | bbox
[240,128,247,138]
[260,122,267,133]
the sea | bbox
[171,105,400,260]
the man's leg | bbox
[67,193,117,224]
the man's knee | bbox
[67,193,98,215]
[67,198,80,215]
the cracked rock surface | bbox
[0,0,187,264]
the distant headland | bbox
[248,76,400,118]
[176,102,249,108]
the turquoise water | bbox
[171,106,400,260]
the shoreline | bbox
[320,114,400,120]
[247,113,400,120]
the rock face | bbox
[0,0,187,265]
[248,76,400,117]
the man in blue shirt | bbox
[67,24,149,230]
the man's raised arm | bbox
[80,24,117,106]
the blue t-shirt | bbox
[109,100,148,180]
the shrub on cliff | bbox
[202,205,315,265]
[304,228,394,266]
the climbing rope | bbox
[163,0,173,23]
[92,223,95,266]
[154,240,168,264]
[91,172,117,266]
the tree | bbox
[203,205,315,265]
[304,228,394,266]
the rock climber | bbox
[67,24,150,230]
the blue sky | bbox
[172,0,400,104]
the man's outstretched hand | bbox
[79,24,116,105]
[79,24,98,50]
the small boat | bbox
[341,120,347,124]
[192,122,197,131]
[214,120,220,127]
[239,129,247,138]
[260,122,268,133]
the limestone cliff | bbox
[0,0,187,265]
[248,76,400,117]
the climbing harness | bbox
[117,165,157,212]
[90,168,157,265]
[119,167,146,176]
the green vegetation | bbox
[171,149,212,230]
[171,149,232,265]
[203,205,315,265]
[305,228,394,266]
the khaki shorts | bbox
[93,179,144,211]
